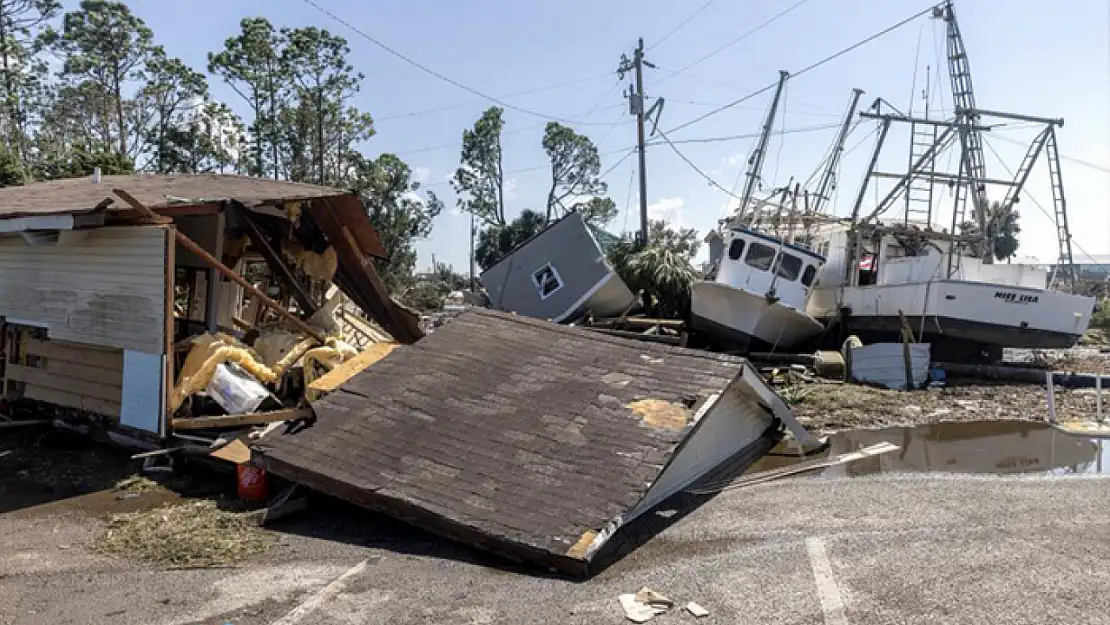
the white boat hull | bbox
[808,279,1094,349]
[691,281,824,349]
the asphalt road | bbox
[3,473,1110,625]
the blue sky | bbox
[122,0,1109,272]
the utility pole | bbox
[618,39,657,248]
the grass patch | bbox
[94,499,274,567]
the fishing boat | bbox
[692,227,826,350]
[807,220,1094,360]
[804,1,1095,361]
[692,76,862,351]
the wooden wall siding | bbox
[0,226,167,354]
[8,334,124,418]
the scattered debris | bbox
[686,601,710,618]
[618,587,674,623]
[94,500,273,567]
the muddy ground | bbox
[785,380,1100,433]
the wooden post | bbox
[1046,370,1057,423]
[114,190,325,344]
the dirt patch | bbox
[94,498,275,567]
[785,380,1098,432]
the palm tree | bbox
[963,201,1021,262]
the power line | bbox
[992,134,1110,174]
[649,0,722,50]
[299,0,615,127]
[622,159,637,234]
[374,72,613,122]
[664,3,939,136]
[654,128,745,202]
[421,146,635,188]
[664,0,818,78]
[653,122,840,146]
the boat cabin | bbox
[810,222,1048,291]
[715,228,826,310]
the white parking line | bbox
[805,537,849,625]
[270,558,372,625]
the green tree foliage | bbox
[963,200,1021,262]
[452,106,506,227]
[0,146,24,185]
[475,208,546,272]
[42,0,154,156]
[541,121,610,222]
[0,0,60,161]
[281,26,370,185]
[140,48,209,172]
[607,219,700,319]
[346,153,443,294]
[208,17,286,179]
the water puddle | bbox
[751,420,1110,478]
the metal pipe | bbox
[957,106,1064,127]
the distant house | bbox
[481,211,636,322]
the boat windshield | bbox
[745,242,776,271]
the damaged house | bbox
[0,173,416,445]
[481,211,636,322]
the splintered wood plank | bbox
[172,407,313,431]
[8,364,122,402]
[307,343,401,394]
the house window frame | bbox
[531,263,565,300]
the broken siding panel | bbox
[0,227,166,353]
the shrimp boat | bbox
[692,227,826,350]
[692,73,857,351]
[805,1,1094,361]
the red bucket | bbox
[236,464,268,502]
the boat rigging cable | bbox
[982,136,1106,268]
[663,3,942,136]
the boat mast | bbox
[733,70,790,227]
[936,0,991,260]
[811,88,864,216]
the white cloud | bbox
[723,153,746,169]
[413,166,431,184]
[647,196,685,227]
[401,191,423,205]
[504,177,518,200]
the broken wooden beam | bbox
[307,342,400,394]
[172,407,313,431]
[114,189,326,343]
[233,204,318,317]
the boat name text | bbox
[993,291,1038,304]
